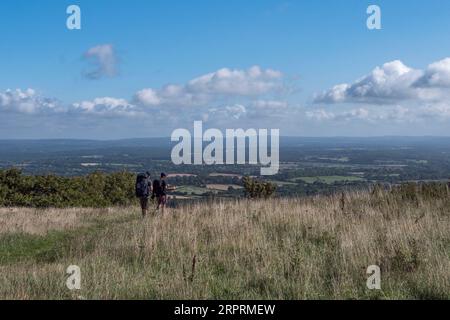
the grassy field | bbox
[206,184,243,191]
[0,190,449,300]
[291,176,366,184]
[175,185,210,195]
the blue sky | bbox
[1,0,450,138]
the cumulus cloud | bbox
[0,89,140,118]
[419,103,450,119]
[134,66,284,107]
[71,97,139,117]
[206,104,247,121]
[0,65,289,121]
[310,57,450,125]
[306,103,450,124]
[186,66,282,96]
[251,99,288,110]
[83,44,118,79]
[307,107,387,123]
[314,60,423,104]
[0,89,141,118]
[135,85,208,108]
[314,58,450,105]
[0,88,62,114]
[414,58,450,88]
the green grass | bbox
[267,180,298,186]
[291,175,365,184]
[0,214,137,265]
[176,185,210,195]
[0,231,74,265]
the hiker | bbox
[135,171,152,217]
[152,172,175,214]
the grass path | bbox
[0,213,139,265]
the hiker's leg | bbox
[161,195,167,214]
[140,197,148,217]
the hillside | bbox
[0,189,449,299]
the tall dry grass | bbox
[0,190,449,299]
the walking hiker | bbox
[135,171,152,217]
[152,172,175,214]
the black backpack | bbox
[135,174,149,197]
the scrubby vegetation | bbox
[0,185,448,299]
[0,169,135,208]
[242,176,277,199]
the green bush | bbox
[0,168,136,208]
[242,176,277,199]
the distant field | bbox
[170,195,193,200]
[291,176,365,184]
[206,184,243,191]
[177,184,243,194]
[0,189,448,299]
[209,173,243,178]
[268,180,298,187]
[167,173,197,177]
[176,185,210,195]
[316,157,350,162]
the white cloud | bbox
[314,60,424,104]
[306,109,336,121]
[206,104,247,121]
[0,88,61,114]
[414,57,450,88]
[83,44,118,79]
[71,97,138,117]
[419,103,450,119]
[307,107,386,122]
[186,66,282,96]
[251,99,288,109]
[306,103,450,124]
[0,66,289,122]
[5,60,448,135]
[135,85,207,108]
[134,88,161,106]
[311,57,450,124]
[134,66,284,107]
[313,59,450,105]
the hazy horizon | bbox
[3,135,450,141]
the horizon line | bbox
[2,135,450,142]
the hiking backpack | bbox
[135,173,149,197]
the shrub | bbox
[0,168,136,208]
[242,176,277,199]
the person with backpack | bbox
[135,171,152,217]
[152,172,175,214]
